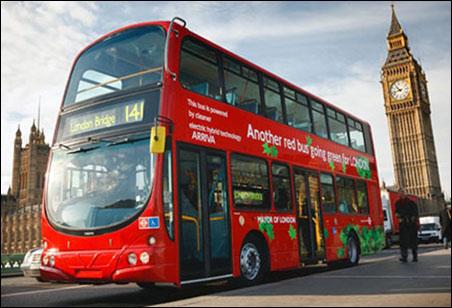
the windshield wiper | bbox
[67,145,100,155]
[107,136,148,147]
[62,135,147,153]
[58,143,72,150]
[58,137,110,152]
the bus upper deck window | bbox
[180,38,222,100]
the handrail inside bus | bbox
[76,66,163,96]
[164,17,187,81]
[182,215,200,252]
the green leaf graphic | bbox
[259,221,266,232]
[329,161,335,172]
[306,135,312,147]
[355,156,372,179]
[262,143,271,156]
[323,228,329,239]
[259,221,275,241]
[262,143,278,158]
[288,224,297,240]
[271,146,278,158]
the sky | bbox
[1,1,451,198]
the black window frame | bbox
[262,75,286,123]
[363,123,374,155]
[271,162,293,212]
[347,116,367,153]
[335,175,359,215]
[355,179,370,215]
[179,36,224,102]
[283,87,313,133]
[310,99,329,139]
[162,137,175,240]
[327,107,350,147]
[222,54,263,115]
[230,153,271,211]
[319,172,337,214]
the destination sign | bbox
[62,100,145,138]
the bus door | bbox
[294,168,325,262]
[177,146,231,282]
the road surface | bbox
[1,244,450,307]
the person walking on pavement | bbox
[395,189,419,263]
[439,203,451,249]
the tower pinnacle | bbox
[388,4,403,37]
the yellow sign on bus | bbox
[125,102,144,122]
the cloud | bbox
[1,2,99,194]
[1,1,450,199]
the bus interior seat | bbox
[266,107,277,121]
[225,87,238,106]
[294,122,312,131]
[190,82,209,96]
[240,99,259,113]
[287,115,295,126]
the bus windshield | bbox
[46,137,155,231]
[64,26,165,106]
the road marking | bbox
[1,285,90,298]
[314,275,451,279]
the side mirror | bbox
[150,126,166,154]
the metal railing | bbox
[1,254,25,277]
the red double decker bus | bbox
[41,18,384,287]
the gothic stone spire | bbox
[388,4,403,37]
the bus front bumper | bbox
[39,248,173,284]
[40,264,159,283]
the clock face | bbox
[390,80,410,100]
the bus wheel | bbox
[239,237,267,285]
[385,233,392,249]
[347,235,360,266]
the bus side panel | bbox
[229,211,300,275]
[389,191,401,235]
[322,214,339,262]
[323,181,384,262]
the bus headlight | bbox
[49,255,55,267]
[140,252,150,264]
[128,253,137,266]
[42,254,49,266]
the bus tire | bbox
[239,235,269,285]
[136,282,156,290]
[385,233,392,249]
[346,235,360,266]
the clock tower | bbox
[381,5,444,214]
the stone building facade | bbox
[1,123,50,254]
[380,6,444,215]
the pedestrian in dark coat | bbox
[395,189,419,262]
[439,203,451,249]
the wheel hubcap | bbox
[348,238,358,263]
[240,243,261,281]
